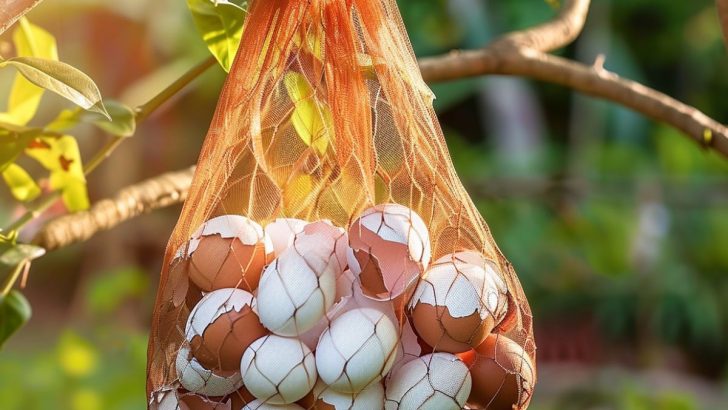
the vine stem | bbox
[3,55,218,234]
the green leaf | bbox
[0,57,109,119]
[0,243,45,266]
[284,72,332,155]
[46,100,136,137]
[0,18,59,126]
[187,0,248,72]
[2,163,40,202]
[26,135,89,212]
[0,290,32,348]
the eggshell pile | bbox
[158,205,531,409]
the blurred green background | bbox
[1,0,728,408]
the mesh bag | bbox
[147,0,536,408]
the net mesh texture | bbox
[147,0,536,408]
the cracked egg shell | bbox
[435,251,510,328]
[256,243,338,336]
[384,353,471,410]
[176,345,243,396]
[295,220,349,273]
[265,218,307,257]
[347,204,431,301]
[459,334,535,410]
[149,386,180,410]
[179,393,232,410]
[186,288,268,371]
[298,379,384,409]
[408,255,507,353]
[186,215,273,292]
[240,335,317,404]
[315,308,398,394]
[243,400,304,410]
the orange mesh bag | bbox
[147,0,536,408]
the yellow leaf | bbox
[283,72,332,155]
[1,18,58,125]
[26,135,89,211]
[1,163,40,201]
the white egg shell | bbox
[265,218,307,257]
[149,386,179,410]
[312,378,385,409]
[316,308,398,393]
[185,288,256,340]
[299,269,357,350]
[389,316,422,376]
[187,214,273,255]
[175,345,243,396]
[348,204,431,301]
[409,259,502,320]
[384,353,472,410]
[242,400,305,410]
[240,335,317,404]
[295,220,349,273]
[257,244,337,336]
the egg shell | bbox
[348,204,431,301]
[186,215,273,292]
[459,334,535,410]
[384,353,471,410]
[296,220,350,273]
[299,269,357,350]
[435,251,512,330]
[243,400,305,410]
[408,257,506,353]
[179,393,232,410]
[149,387,180,410]
[298,379,385,409]
[176,345,243,396]
[256,243,338,336]
[315,308,398,393]
[240,335,317,404]
[185,288,267,371]
[265,218,307,257]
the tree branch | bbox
[33,166,194,251]
[30,0,728,251]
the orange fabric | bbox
[147,0,535,401]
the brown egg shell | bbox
[229,386,257,409]
[411,303,494,353]
[461,334,535,410]
[190,304,268,371]
[189,235,272,292]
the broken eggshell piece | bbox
[408,254,508,353]
[185,215,273,292]
[348,204,431,301]
[175,344,243,397]
[264,218,307,257]
[185,288,267,371]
